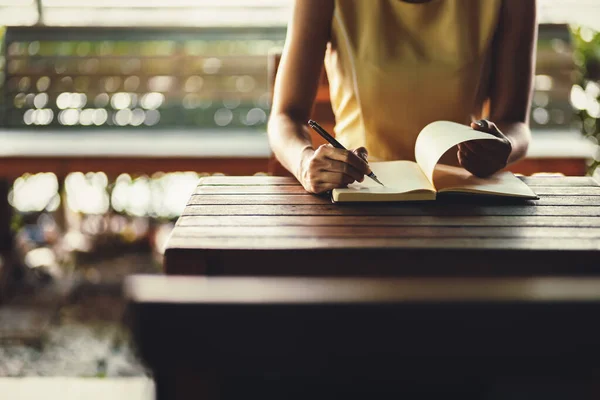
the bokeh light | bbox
[9,173,60,213]
[65,172,110,214]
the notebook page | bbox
[433,164,538,198]
[336,160,434,194]
[414,121,499,184]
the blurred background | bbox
[0,0,599,391]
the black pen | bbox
[307,119,384,186]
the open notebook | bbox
[332,121,538,203]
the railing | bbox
[1,26,285,130]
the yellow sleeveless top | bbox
[325,0,502,162]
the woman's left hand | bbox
[458,119,513,178]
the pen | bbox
[307,119,384,186]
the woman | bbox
[268,0,537,194]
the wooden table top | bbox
[164,175,600,277]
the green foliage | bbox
[571,26,600,176]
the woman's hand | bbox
[458,119,514,178]
[299,145,371,194]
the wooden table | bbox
[164,175,600,277]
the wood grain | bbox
[187,194,600,206]
[194,176,599,188]
[165,176,600,277]
[165,247,600,277]
[189,194,329,205]
[195,185,308,195]
[176,215,600,228]
[198,176,298,186]
[182,204,600,217]
[171,226,600,239]
[193,184,600,196]
[518,176,599,186]
[528,186,600,196]
[126,275,600,303]
[166,236,600,251]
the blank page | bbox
[434,164,538,199]
[332,161,436,202]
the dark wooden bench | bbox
[126,275,600,400]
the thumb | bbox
[471,119,502,138]
[353,147,369,162]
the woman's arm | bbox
[459,0,537,177]
[268,0,370,193]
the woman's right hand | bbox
[298,144,371,194]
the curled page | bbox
[414,121,499,184]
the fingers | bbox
[458,147,505,178]
[459,140,505,154]
[458,149,488,177]
[323,159,365,182]
[459,141,485,154]
[315,146,367,180]
[319,171,356,186]
[302,144,371,194]
[322,145,371,175]
[459,120,512,178]
[302,169,356,194]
